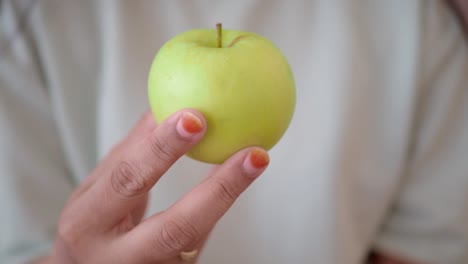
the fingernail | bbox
[243,148,270,177]
[177,112,203,138]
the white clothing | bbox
[1,1,468,263]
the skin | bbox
[28,110,422,264]
[24,2,468,262]
[34,109,269,263]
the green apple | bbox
[148,24,295,164]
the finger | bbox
[130,193,149,224]
[110,231,211,264]
[77,109,207,230]
[69,110,157,202]
[126,147,269,262]
[165,232,211,264]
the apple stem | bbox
[216,23,222,48]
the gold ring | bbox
[179,249,198,262]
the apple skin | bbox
[148,28,296,164]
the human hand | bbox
[41,109,269,263]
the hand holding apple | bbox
[41,110,269,263]
[148,23,296,164]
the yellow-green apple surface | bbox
[148,24,296,164]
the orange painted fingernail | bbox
[243,148,270,177]
[177,112,203,138]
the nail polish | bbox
[177,112,203,138]
[243,148,270,177]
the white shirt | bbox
[1,1,467,263]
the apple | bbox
[148,23,296,164]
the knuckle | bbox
[155,217,201,254]
[57,214,82,247]
[211,178,242,207]
[111,160,149,198]
[148,134,177,163]
[140,111,155,125]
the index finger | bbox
[125,147,269,262]
[76,109,207,230]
